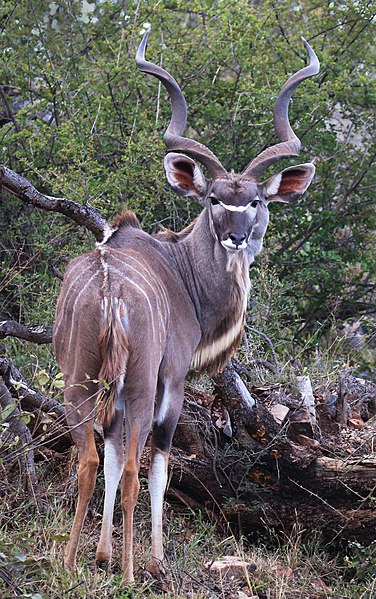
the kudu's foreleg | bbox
[96,407,125,567]
[148,379,184,578]
[64,422,99,570]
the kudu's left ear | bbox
[262,163,315,203]
[164,153,208,203]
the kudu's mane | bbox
[111,209,141,230]
[155,218,197,243]
[105,207,198,246]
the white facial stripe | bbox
[218,197,259,212]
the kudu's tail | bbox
[96,297,129,428]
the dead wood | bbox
[0,381,40,503]
[0,320,53,344]
[1,319,374,542]
[0,357,71,453]
[163,363,376,544]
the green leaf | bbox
[0,403,17,422]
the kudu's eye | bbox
[251,200,259,208]
[210,197,219,206]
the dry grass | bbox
[0,453,375,599]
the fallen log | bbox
[159,363,376,544]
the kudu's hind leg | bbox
[121,398,154,583]
[64,420,99,570]
[96,407,125,567]
[148,379,185,578]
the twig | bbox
[0,357,65,419]
[245,325,281,372]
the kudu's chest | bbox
[190,259,250,375]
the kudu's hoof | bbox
[95,558,111,572]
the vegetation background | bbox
[0,0,375,597]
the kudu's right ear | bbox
[262,163,315,203]
[164,153,208,202]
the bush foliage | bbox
[1,0,375,357]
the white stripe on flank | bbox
[54,257,93,335]
[67,270,101,352]
[125,276,156,343]
[111,253,159,299]
[111,249,170,321]
[107,264,157,343]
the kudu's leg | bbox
[96,407,125,567]
[121,396,154,583]
[148,378,185,578]
[64,399,99,571]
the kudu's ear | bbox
[262,163,315,203]
[164,153,208,202]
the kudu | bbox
[53,32,319,583]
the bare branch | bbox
[0,165,109,242]
[245,325,281,372]
[0,320,53,344]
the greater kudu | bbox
[53,32,319,583]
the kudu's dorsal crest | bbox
[54,32,319,586]
[137,30,319,253]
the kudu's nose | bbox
[229,233,246,248]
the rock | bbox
[295,434,321,449]
[267,403,289,425]
[205,555,256,581]
[271,565,293,579]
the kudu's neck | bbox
[165,209,252,373]
[167,208,242,298]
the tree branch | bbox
[0,165,109,242]
[0,320,53,344]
